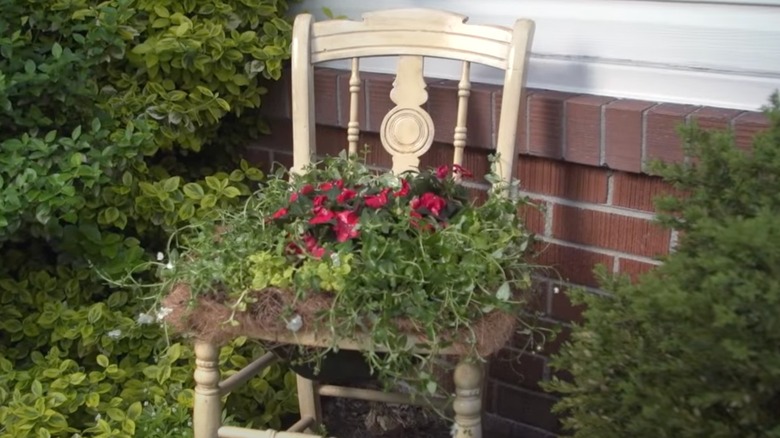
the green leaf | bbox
[51,42,63,58]
[87,304,103,323]
[196,86,214,97]
[178,202,195,220]
[24,59,35,74]
[162,176,180,192]
[205,176,222,191]
[96,354,109,368]
[71,125,82,140]
[200,194,217,208]
[222,187,241,198]
[153,5,170,17]
[496,281,511,301]
[183,183,205,200]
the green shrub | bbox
[0,0,297,436]
[546,95,780,438]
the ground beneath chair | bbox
[321,396,451,438]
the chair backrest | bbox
[290,8,535,189]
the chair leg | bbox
[452,359,483,438]
[194,341,222,438]
[296,374,322,432]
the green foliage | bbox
[0,0,296,436]
[158,155,541,398]
[546,94,780,438]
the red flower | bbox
[337,188,357,204]
[333,210,360,242]
[334,179,345,189]
[411,192,446,216]
[313,195,328,207]
[394,179,410,197]
[300,184,314,195]
[435,165,449,179]
[364,188,390,209]
[309,206,335,224]
[289,192,299,202]
[272,208,288,220]
[318,181,335,191]
[452,164,473,178]
[302,234,326,258]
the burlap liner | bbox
[162,282,516,357]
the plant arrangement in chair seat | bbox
[158,153,541,398]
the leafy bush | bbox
[0,0,297,436]
[546,95,780,438]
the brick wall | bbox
[244,68,770,437]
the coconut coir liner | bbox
[162,283,515,357]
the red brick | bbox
[313,68,341,126]
[734,111,770,152]
[243,147,271,172]
[690,106,742,133]
[513,320,571,357]
[564,95,616,166]
[491,383,560,433]
[549,286,586,323]
[259,69,291,119]
[490,350,546,391]
[313,125,347,158]
[519,201,545,236]
[494,90,527,155]
[337,71,368,130]
[552,205,671,257]
[611,171,672,212]
[517,157,608,204]
[251,119,292,151]
[646,103,700,164]
[427,80,494,148]
[604,99,656,173]
[272,152,293,172]
[363,72,396,132]
[535,243,613,287]
[528,91,575,159]
[618,258,658,283]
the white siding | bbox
[292,0,780,110]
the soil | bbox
[321,396,452,438]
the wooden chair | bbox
[192,8,534,438]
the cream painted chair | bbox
[192,8,534,438]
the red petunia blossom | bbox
[272,207,288,220]
[394,179,410,197]
[302,234,326,258]
[364,188,390,209]
[333,210,360,242]
[337,188,357,204]
[309,206,335,224]
[435,165,449,179]
[300,184,315,195]
[411,192,447,216]
[289,192,299,202]
[313,195,328,207]
[334,179,345,189]
[452,164,473,178]
[318,181,335,191]
[285,241,302,255]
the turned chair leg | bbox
[194,341,222,438]
[296,374,322,432]
[452,359,483,438]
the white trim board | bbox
[293,0,780,110]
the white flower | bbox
[450,423,459,437]
[165,261,174,270]
[107,329,122,339]
[136,313,155,325]
[156,251,164,261]
[95,413,102,421]
[553,286,560,294]
[286,314,303,332]
[330,252,341,267]
[156,306,173,322]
